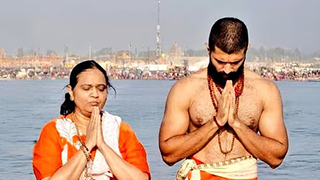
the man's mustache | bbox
[219,72,239,80]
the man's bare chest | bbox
[189,87,263,130]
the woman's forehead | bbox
[76,69,106,84]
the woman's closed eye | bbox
[82,85,91,91]
[97,85,107,91]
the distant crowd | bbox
[258,69,320,81]
[1,66,319,82]
[108,66,191,80]
[108,66,320,82]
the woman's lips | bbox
[89,101,99,106]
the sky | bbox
[0,0,319,55]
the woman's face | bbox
[68,68,107,117]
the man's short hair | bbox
[208,17,249,54]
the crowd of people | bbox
[259,69,320,81]
[107,66,191,80]
[105,66,320,82]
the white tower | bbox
[156,0,162,59]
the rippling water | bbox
[0,79,319,179]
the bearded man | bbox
[159,17,288,180]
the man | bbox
[159,17,288,180]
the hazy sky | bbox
[0,0,319,55]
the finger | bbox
[97,110,102,134]
[88,108,96,128]
[222,81,230,99]
[225,92,230,109]
[229,95,236,119]
[222,82,229,95]
[225,81,233,105]
[221,87,229,109]
[93,107,99,126]
[228,80,234,94]
[226,80,232,87]
[89,107,98,131]
[231,87,236,102]
[229,96,235,113]
[96,107,101,123]
[97,111,101,129]
[230,81,235,96]
[96,107,101,121]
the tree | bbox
[293,48,301,60]
[258,46,266,61]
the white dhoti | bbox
[176,155,258,180]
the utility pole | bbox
[156,0,162,59]
[89,45,92,60]
[129,42,132,62]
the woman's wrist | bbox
[85,142,94,152]
[80,144,91,161]
[97,140,108,151]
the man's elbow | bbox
[161,155,177,166]
[159,143,179,166]
[269,145,288,169]
[269,158,284,169]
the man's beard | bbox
[207,57,245,88]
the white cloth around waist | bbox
[176,155,258,180]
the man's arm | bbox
[159,79,219,166]
[230,80,288,168]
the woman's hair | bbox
[60,60,116,115]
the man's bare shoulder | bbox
[244,68,280,95]
[171,68,207,90]
[244,68,263,80]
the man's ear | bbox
[67,85,74,101]
[205,42,210,55]
[247,43,251,49]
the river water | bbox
[0,79,319,179]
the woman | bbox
[33,60,150,180]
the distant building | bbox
[167,42,185,65]
[116,51,132,67]
[0,49,5,59]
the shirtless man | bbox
[159,17,288,180]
